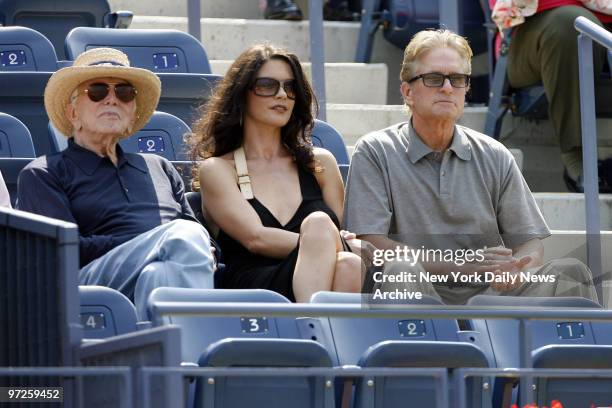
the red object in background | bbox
[510,401,564,408]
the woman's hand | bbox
[340,231,377,267]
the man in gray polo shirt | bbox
[344,29,597,304]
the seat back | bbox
[306,291,462,366]
[531,344,612,407]
[147,288,302,363]
[0,112,35,158]
[311,119,350,182]
[0,26,57,155]
[0,71,53,154]
[79,285,138,339]
[156,73,223,129]
[196,338,335,408]
[0,157,34,205]
[49,111,191,160]
[0,0,112,59]
[120,111,190,160]
[467,295,609,368]
[0,26,58,71]
[65,27,212,74]
[355,340,490,408]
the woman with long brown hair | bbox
[189,44,363,302]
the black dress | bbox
[217,166,340,301]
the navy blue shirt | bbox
[17,139,198,267]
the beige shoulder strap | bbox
[233,147,254,200]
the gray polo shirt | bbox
[344,122,550,300]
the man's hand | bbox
[488,255,532,292]
[482,246,517,263]
[340,230,377,266]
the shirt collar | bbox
[64,139,149,175]
[405,122,472,163]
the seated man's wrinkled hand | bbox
[482,246,516,263]
[488,255,533,292]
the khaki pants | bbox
[506,6,610,153]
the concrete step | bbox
[129,16,405,104]
[211,61,388,105]
[110,0,264,18]
[327,104,612,192]
[534,193,612,230]
[110,0,347,20]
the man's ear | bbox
[400,81,412,107]
[65,103,79,133]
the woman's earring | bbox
[240,115,243,127]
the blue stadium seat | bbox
[49,111,191,160]
[0,0,127,60]
[156,74,222,129]
[0,157,33,205]
[308,292,491,408]
[147,288,303,363]
[65,27,212,74]
[355,341,490,408]
[0,26,57,155]
[0,26,58,71]
[467,295,612,406]
[79,285,138,339]
[307,291,469,366]
[311,119,350,183]
[196,338,335,408]
[0,72,52,155]
[148,288,326,408]
[467,295,608,367]
[0,112,35,158]
[531,344,612,406]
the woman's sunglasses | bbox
[252,77,297,100]
[83,82,138,103]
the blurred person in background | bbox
[263,0,360,21]
[491,0,612,192]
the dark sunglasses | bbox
[407,72,470,88]
[83,82,138,103]
[252,77,297,100]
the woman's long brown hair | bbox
[188,43,318,190]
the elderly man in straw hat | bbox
[17,48,215,318]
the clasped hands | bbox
[461,246,533,293]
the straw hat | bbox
[44,47,161,137]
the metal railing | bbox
[0,367,132,408]
[574,16,612,303]
[150,301,612,407]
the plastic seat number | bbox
[138,136,165,153]
[153,53,179,70]
[556,322,584,339]
[398,320,426,337]
[0,50,26,67]
[240,317,269,334]
[80,313,106,330]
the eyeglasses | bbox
[82,82,138,103]
[252,77,297,100]
[407,72,470,88]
